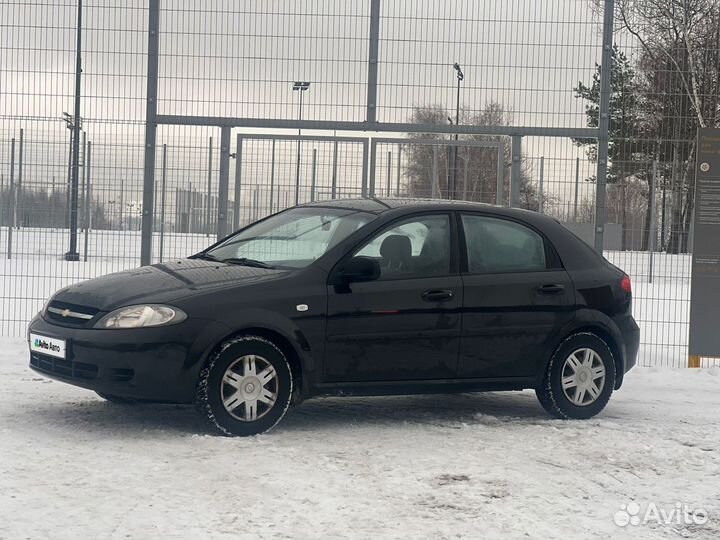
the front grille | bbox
[45,301,99,327]
[30,352,98,380]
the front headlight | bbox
[96,305,187,329]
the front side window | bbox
[354,214,451,280]
[462,214,547,273]
[206,207,374,269]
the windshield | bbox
[203,207,375,269]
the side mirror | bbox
[338,256,381,283]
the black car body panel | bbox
[28,199,640,403]
[28,313,230,402]
[52,259,290,312]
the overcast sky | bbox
[0,0,618,216]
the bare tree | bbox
[609,0,720,252]
[404,102,543,210]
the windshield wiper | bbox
[189,252,220,262]
[220,257,275,269]
[190,252,274,269]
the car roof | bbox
[302,197,546,222]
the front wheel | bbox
[536,332,616,420]
[195,335,293,436]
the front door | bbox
[458,213,575,379]
[324,213,463,382]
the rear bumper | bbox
[27,314,230,403]
[613,313,640,389]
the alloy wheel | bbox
[560,348,606,407]
[221,354,279,421]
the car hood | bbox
[51,259,288,311]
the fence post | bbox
[366,0,380,123]
[16,128,23,229]
[648,160,658,283]
[432,145,439,199]
[369,140,377,197]
[386,150,392,196]
[65,131,72,228]
[50,176,55,227]
[396,143,402,196]
[83,139,91,261]
[233,135,243,230]
[269,139,276,214]
[310,148,317,202]
[539,156,545,213]
[7,138,15,259]
[573,157,580,221]
[80,131,87,232]
[205,136,213,236]
[593,0,615,253]
[217,126,231,240]
[140,0,160,266]
[496,145,504,205]
[510,135,522,208]
[462,148,469,201]
[361,140,369,197]
[159,144,167,262]
[332,140,338,199]
[253,185,259,222]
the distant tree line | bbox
[0,187,111,229]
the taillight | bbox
[621,274,632,294]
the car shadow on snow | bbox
[20,390,552,438]
[280,391,549,432]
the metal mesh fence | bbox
[1,0,718,368]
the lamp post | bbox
[65,0,83,261]
[292,81,310,206]
[62,112,80,232]
[450,62,464,199]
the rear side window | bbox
[461,214,547,274]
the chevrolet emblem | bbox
[62,309,71,318]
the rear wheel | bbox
[536,332,616,419]
[195,335,293,436]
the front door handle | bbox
[422,289,454,302]
[538,284,565,295]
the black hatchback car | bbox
[29,198,639,436]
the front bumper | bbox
[27,314,230,403]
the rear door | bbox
[457,213,575,378]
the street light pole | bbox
[450,62,464,200]
[65,0,83,261]
[292,81,310,206]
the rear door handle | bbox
[422,289,454,302]
[538,284,565,295]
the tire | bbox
[536,332,616,420]
[195,335,293,436]
[96,392,137,404]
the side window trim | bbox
[458,212,559,275]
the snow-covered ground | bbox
[1,338,718,539]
